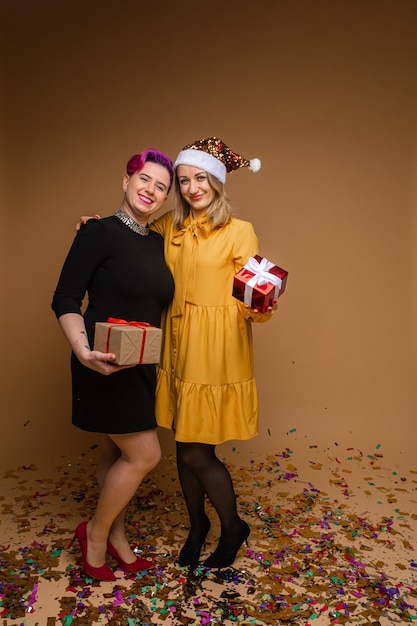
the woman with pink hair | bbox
[52,148,174,581]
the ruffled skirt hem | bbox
[155,368,258,445]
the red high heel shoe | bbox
[107,540,155,573]
[69,521,116,582]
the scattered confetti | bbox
[0,444,416,625]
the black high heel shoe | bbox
[203,520,250,569]
[179,516,211,567]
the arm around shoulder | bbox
[150,210,173,237]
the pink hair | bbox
[126,148,173,191]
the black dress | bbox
[51,215,174,434]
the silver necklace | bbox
[114,209,149,236]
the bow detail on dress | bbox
[171,214,211,316]
[172,214,211,246]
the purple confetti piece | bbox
[28,583,38,606]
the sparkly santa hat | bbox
[174,137,261,184]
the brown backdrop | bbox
[2,0,417,471]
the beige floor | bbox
[0,442,416,625]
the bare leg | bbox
[96,435,128,555]
[96,434,121,488]
[86,429,160,568]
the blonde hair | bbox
[172,172,233,229]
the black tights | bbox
[176,441,241,537]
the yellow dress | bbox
[151,211,271,445]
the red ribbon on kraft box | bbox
[105,317,153,364]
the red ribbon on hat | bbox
[106,317,153,364]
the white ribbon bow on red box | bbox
[243,257,283,307]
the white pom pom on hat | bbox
[174,137,261,183]
[249,158,261,173]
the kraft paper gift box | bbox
[232,255,288,314]
[93,318,162,365]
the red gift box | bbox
[232,255,288,313]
